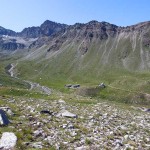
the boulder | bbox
[30,142,43,149]
[61,110,77,118]
[0,109,10,126]
[146,108,150,112]
[0,132,17,149]
[0,107,14,116]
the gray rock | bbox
[0,107,14,116]
[33,129,44,137]
[0,132,17,149]
[30,142,43,149]
[62,124,67,129]
[75,146,89,150]
[99,83,106,88]
[68,124,74,129]
[61,110,77,118]
[58,99,66,104]
[65,84,72,88]
[146,108,150,112]
[0,109,10,125]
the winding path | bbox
[7,63,51,95]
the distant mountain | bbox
[0,20,68,50]
[0,20,150,71]
[18,20,68,38]
[27,20,150,71]
[40,20,67,36]
[0,26,16,36]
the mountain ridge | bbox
[0,20,150,71]
[1,20,150,37]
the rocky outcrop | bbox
[0,20,68,50]
[40,20,67,36]
[18,26,41,38]
[19,20,68,38]
[0,26,16,36]
[0,42,25,50]
[1,20,150,71]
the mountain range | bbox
[0,20,149,51]
[0,20,150,84]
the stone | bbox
[0,109,10,125]
[68,124,74,129]
[0,132,17,149]
[30,142,43,149]
[146,108,150,112]
[129,135,136,141]
[33,129,44,137]
[75,146,89,150]
[99,83,106,88]
[58,99,66,104]
[0,107,14,116]
[65,84,72,88]
[70,131,77,136]
[62,124,67,129]
[61,110,77,118]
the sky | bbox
[0,0,150,32]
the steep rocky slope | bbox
[0,26,16,36]
[19,20,67,38]
[25,20,150,71]
[0,20,67,51]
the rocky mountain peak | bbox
[0,26,16,36]
[18,20,68,38]
[19,26,41,38]
[40,20,68,36]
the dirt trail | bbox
[7,63,51,95]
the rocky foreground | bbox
[0,94,150,150]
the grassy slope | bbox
[0,56,29,89]
[10,33,150,106]
[0,28,150,105]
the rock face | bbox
[0,26,16,36]
[0,109,10,126]
[0,36,35,51]
[0,41,25,51]
[19,20,67,38]
[0,20,150,71]
[40,20,67,36]
[0,132,17,149]
[0,20,67,51]
[18,26,41,38]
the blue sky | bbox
[0,0,150,31]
